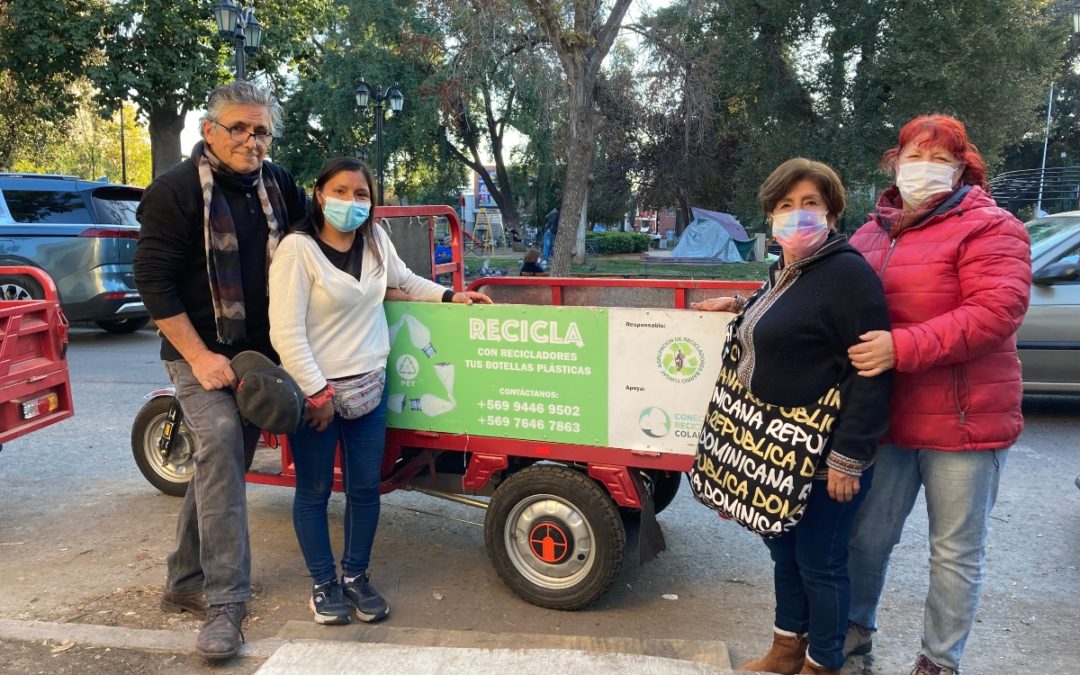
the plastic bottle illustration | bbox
[408,394,455,416]
[433,362,455,402]
[388,316,406,346]
[388,393,406,414]
[404,314,436,357]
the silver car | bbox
[0,173,149,333]
[1018,213,1080,394]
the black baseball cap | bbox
[231,351,305,433]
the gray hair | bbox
[200,81,283,138]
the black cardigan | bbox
[133,156,308,361]
[737,234,893,473]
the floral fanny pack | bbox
[330,367,386,420]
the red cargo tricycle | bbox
[131,206,760,610]
[0,266,74,453]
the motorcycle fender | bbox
[143,386,177,401]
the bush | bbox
[585,230,652,254]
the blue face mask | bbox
[322,196,371,233]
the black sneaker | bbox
[310,579,351,625]
[342,572,389,622]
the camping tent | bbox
[669,218,745,262]
[691,207,749,240]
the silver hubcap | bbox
[0,282,32,301]
[503,493,595,590]
[142,412,194,484]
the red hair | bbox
[881,114,988,190]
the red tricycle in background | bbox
[0,266,74,454]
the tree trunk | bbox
[550,89,600,276]
[149,106,185,178]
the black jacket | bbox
[133,156,308,361]
[737,233,892,473]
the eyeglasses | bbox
[213,120,275,146]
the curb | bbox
[0,618,283,659]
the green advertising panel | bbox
[385,302,610,446]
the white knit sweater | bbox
[268,226,447,395]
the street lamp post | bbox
[354,81,404,205]
[528,176,540,237]
[213,0,263,81]
[1037,0,1080,215]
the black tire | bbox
[0,274,45,301]
[619,469,681,522]
[96,316,151,334]
[132,397,196,497]
[484,465,625,610]
[131,397,258,497]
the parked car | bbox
[1018,212,1080,394]
[0,173,149,333]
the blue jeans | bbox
[289,390,388,584]
[764,467,874,670]
[542,228,555,260]
[163,360,260,605]
[848,445,1006,671]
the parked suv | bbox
[0,173,149,333]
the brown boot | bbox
[798,654,841,675]
[739,630,808,675]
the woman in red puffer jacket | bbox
[842,114,1030,675]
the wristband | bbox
[442,289,456,303]
[305,383,335,409]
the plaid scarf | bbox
[194,141,287,345]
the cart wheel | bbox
[132,397,196,497]
[484,465,625,610]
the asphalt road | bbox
[0,326,1077,674]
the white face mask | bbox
[895,161,959,207]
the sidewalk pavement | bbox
[0,617,742,674]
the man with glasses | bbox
[134,81,307,661]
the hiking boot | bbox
[738,629,807,675]
[844,621,873,657]
[160,590,207,619]
[910,654,958,675]
[310,579,351,625]
[342,572,389,623]
[195,602,246,661]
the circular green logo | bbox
[657,337,704,383]
[639,407,671,438]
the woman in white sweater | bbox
[268,158,490,625]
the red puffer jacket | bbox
[850,185,1031,451]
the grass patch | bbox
[465,255,770,281]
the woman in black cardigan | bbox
[693,158,892,675]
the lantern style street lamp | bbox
[354,81,405,205]
[213,0,263,81]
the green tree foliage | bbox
[425,1,566,234]
[273,0,463,203]
[0,0,105,170]
[91,0,333,177]
[635,0,1063,226]
[10,99,152,186]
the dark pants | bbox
[163,360,260,605]
[763,466,874,670]
[289,391,388,584]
